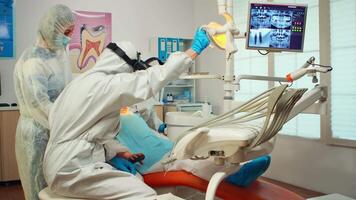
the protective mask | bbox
[62,35,71,47]
[54,34,71,48]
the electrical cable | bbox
[258,50,269,55]
[307,61,333,71]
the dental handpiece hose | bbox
[286,57,315,82]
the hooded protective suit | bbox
[13,4,74,200]
[43,41,193,199]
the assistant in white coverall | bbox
[13,4,74,200]
[43,29,210,199]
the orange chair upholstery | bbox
[143,171,304,200]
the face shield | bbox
[92,41,137,74]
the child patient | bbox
[109,101,271,187]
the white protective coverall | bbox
[43,41,193,199]
[13,4,73,200]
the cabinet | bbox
[160,78,196,104]
[154,104,177,122]
[149,37,196,104]
[0,110,20,181]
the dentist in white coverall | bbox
[43,29,210,199]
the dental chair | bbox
[142,84,306,200]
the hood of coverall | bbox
[91,41,138,74]
[37,4,75,51]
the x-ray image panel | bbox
[248,29,271,48]
[250,9,272,28]
[247,3,307,51]
[269,29,291,49]
[271,10,293,29]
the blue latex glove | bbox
[225,155,271,187]
[191,28,210,55]
[109,157,137,175]
[158,123,167,133]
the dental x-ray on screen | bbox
[246,2,307,52]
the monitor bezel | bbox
[245,1,308,52]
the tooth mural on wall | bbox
[77,24,107,69]
[69,11,112,74]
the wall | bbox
[192,0,356,198]
[0,0,195,104]
[266,135,356,198]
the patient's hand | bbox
[117,151,145,164]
